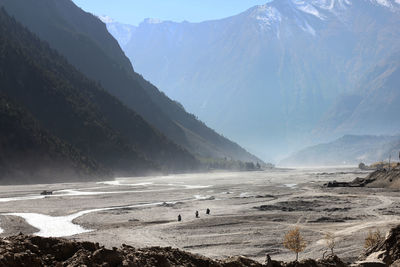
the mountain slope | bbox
[348,53,400,132]
[112,0,400,160]
[315,52,400,136]
[0,8,198,181]
[0,0,261,164]
[0,93,105,184]
[280,135,400,167]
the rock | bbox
[324,177,376,188]
[325,180,351,188]
[93,248,123,266]
[390,259,400,267]
[80,241,98,252]
[362,225,400,265]
[0,226,399,267]
[352,262,386,267]
[40,190,53,195]
[320,254,347,267]
[222,256,263,266]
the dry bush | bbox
[283,227,307,261]
[324,232,335,256]
[364,229,384,249]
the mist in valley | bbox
[0,0,399,265]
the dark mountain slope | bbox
[0,8,197,179]
[0,93,104,184]
[0,0,261,163]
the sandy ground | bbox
[0,167,399,263]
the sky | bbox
[71,0,268,25]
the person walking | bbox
[178,214,182,221]
[195,211,199,218]
[206,208,210,215]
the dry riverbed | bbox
[0,167,398,263]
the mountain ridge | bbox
[0,0,262,164]
[0,7,200,183]
[106,0,400,160]
[280,134,400,167]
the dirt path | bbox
[313,194,400,246]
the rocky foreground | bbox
[0,233,345,267]
[2,225,400,267]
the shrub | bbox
[364,229,384,249]
[324,232,335,256]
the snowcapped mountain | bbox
[244,0,399,36]
[104,0,400,161]
[98,15,136,47]
[98,15,114,23]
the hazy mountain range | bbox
[280,134,400,167]
[0,0,262,183]
[105,0,400,161]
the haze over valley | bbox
[0,0,399,265]
[105,0,400,162]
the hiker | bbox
[206,208,210,215]
[178,214,181,221]
[195,211,199,218]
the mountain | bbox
[110,0,400,160]
[0,0,261,164]
[0,93,105,184]
[280,134,400,167]
[313,52,400,137]
[0,7,200,183]
[98,15,136,48]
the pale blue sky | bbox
[72,0,268,25]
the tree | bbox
[245,162,255,170]
[283,227,307,261]
[324,232,336,257]
[364,229,384,249]
[358,162,366,170]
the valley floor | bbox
[0,168,398,263]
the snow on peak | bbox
[251,5,282,30]
[143,18,163,24]
[374,0,392,7]
[308,0,351,10]
[292,0,326,19]
[249,0,398,36]
[369,0,400,10]
[98,15,115,24]
[300,21,316,35]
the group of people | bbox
[178,208,210,221]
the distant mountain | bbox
[313,52,400,137]
[0,8,199,183]
[280,135,400,167]
[98,15,136,48]
[109,0,400,160]
[0,0,261,164]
